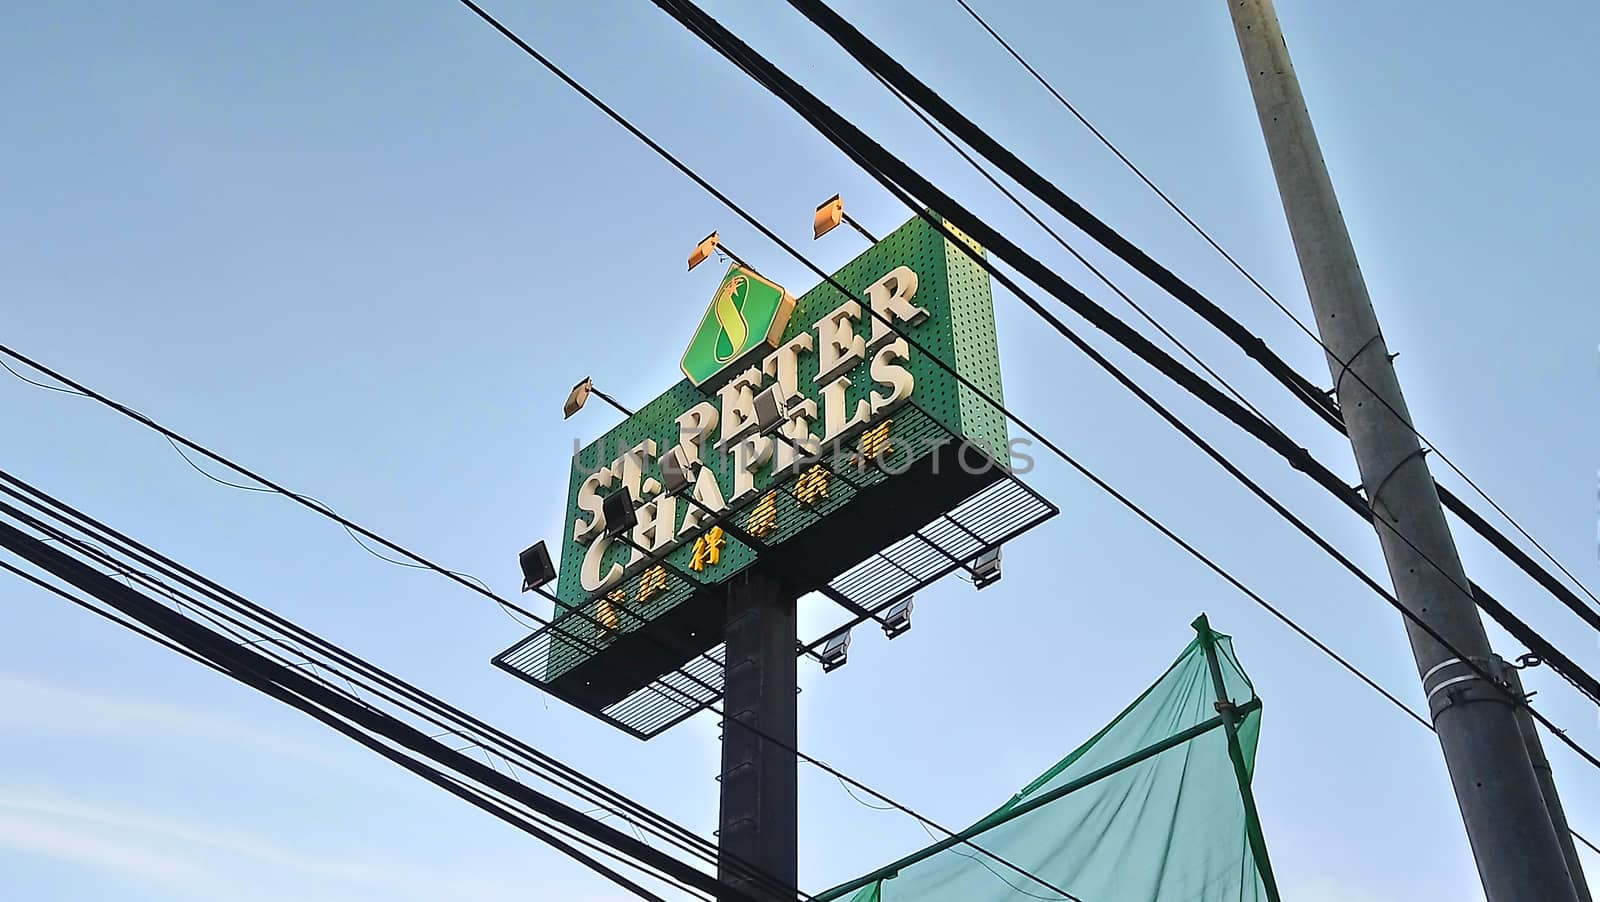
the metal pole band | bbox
[1365,446,1428,524]
[1423,655,1515,721]
[1331,332,1383,399]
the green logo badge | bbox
[680,264,796,387]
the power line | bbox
[9,0,1587,882]
[949,0,1600,621]
[759,0,1600,698]
[0,337,1089,902]
[6,0,1595,868]
[0,432,1083,902]
[8,546,711,899]
[1,489,847,900]
[857,70,1581,722]
[867,2,1600,718]
[0,333,1457,885]
[0,357,528,626]
[0,477,793,896]
[649,0,1600,723]
[0,519,730,902]
[0,471,779,897]
[645,0,1600,766]
[647,2,1600,870]
[883,0,1600,641]
[31,510,1597,891]
[870,68,1291,451]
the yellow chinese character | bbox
[859,419,893,464]
[637,565,668,602]
[596,595,622,635]
[747,491,779,538]
[793,464,830,505]
[691,525,726,572]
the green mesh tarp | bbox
[820,617,1279,902]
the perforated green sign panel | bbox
[547,214,1006,701]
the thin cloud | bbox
[0,789,531,901]
[0,812,227,899]
[0,673,342,768]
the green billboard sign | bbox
[540,213,1008,710]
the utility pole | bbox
[1225,3,1581,900]
[717,570,798,901]
[1503,662,1593,902]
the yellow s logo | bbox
[712,275,751,363]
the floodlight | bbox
[519,540,555,593]
[602,489,637,539]
[752,385,786,435]
[689,231,761,273]
[564,377,635,418]
[688,231,720,271]
[811,194,878,243]
[881,596,913,639]
[814,194,844,239]
[563,377,594,419]
[660,445,694,496]
[971,546,1002,590]
[819,630,851,673]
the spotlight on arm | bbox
[881,596,913,639]
[660,445,694,497]
[564,376,635,419]
[819,630,851,673]
[563,378,594,419]
[688,230,757,273]
[813,195,844,239]
[688,231,720,271]
[519,540,556,593]
[812,194,878,244]
[602,489,638,540]
[970,546,1002,590]
[752,385,787,436]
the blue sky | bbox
[2,1,1596,900]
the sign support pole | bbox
[1225,2,1579,899]
[718,568,798,901]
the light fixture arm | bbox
[588,385,636,418]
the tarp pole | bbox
[1195,614,1282,902]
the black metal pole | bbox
[718,568,798,901]
[841,214,878,245]
[588,386,636,418]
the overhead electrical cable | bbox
[0,337,1406,902]
[0,472,805,901]
[948,0,1600,618]
[2,16,1594,880]
[639,0,1600,719]
[0,450,1084,901]
[737,4,1600,698]
[856,43,1600,715]
[0,517,746,902]
[785,0,1600,640]
[641,0,1600,763]
[4,4,1593,886]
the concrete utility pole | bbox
[1225,2,1581,900]
[1503,663,1593,902]
[717,570,798,901]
